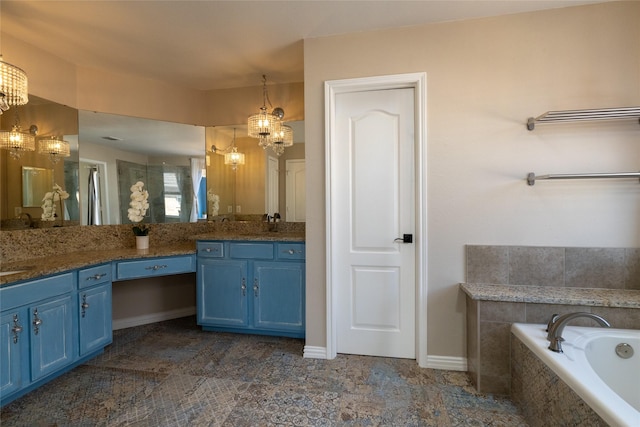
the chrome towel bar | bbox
[527,106,640,130]
[527,172,640,186]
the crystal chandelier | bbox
[270,121,293,156]
[0,55,29,115]
[38,136,71,163]
[247,75,293,156]
[212,128,245,171]
[0,111,35,159]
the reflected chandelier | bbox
[211,128,245,171]
[247,75,293,156]
[0,110,35,159]
[0,55,29,115]
[38,136,71,164]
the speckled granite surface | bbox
[461,282,640,309]
[1,221,304,286]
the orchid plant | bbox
[207,189,220,217]
[128,181,149,235]
[41,184,70,224]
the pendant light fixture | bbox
[247,74,293,155]
[38,136,71,163]
[0,109,35,159]
[213,128,245,171]
[0,55,29,115]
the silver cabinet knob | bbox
[11,314,22,344]
[33,309,42,335]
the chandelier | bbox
[0,55,29,115]
[247,75,293,156]
[0,111,35,159]
[38,136,71,163]
[270,121,293,156]
[212,128,245,171]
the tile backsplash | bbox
[466,245,640,290]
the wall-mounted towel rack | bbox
[527,106,640,131]
[527,172,640,186]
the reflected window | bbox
[163,172,181,218]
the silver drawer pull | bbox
[283,249,302,255]
[33,309,42,335]
[204,247,219,252]
[81,294,90,318]
[86,273,106,281]
[12,314,23,344]
[145,264,168,271]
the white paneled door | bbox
[286,159,306,222]
[332,87,416,359]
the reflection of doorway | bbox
[285,159,305,222]
[79,159,109,225]
[266,156,279,216]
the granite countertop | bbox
[1,232,306,287]
[460,282,640,309]
[192,232,305,242]
[1,242,197,287]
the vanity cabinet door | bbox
[0,309,27,398]
[78,283,112,356]
[29,295,75,381]
[253,261,305,335]
[197,259,249,327]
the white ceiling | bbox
[1,0,606,91]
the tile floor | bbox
[1,316,528,426]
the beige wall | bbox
[3,2,639,359]
[304,1,640,358]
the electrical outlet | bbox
[14,207,22,216]
[227,205,232,213]
[236,205,241,213]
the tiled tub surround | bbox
[510,331,608,427]
[462,245,640,395]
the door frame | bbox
[324,73,428,366]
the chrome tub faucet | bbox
[546,312,610,353]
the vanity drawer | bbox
[229,242,274,260]
[1,273,75,311]
[114,255,196,281]
[197,241,224,258]
[277,243,305,260]
[78,264,112,289]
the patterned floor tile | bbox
[0,316,528,426]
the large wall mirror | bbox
[205,122,305,222]
[0,95,79,229]
[0,95,207,229]
[78,111,205,225]
[1,95,305,229]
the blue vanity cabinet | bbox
[197,240,305,338]
[29,294,75,381]
[0,309,27,397]
[0,272,76,405]
[197,259,249,327]
[113,255,196,281]
[77,264,113,356]
[253,261,305,334]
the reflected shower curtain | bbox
[87,166,102,225]
[190,158,205,222]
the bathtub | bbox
[511,323,640,427]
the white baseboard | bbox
[303,345,327,359]
[301,346,466,372]
[425,355,467,371]
[113,307,196,330]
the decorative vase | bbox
[136,235,149,250]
